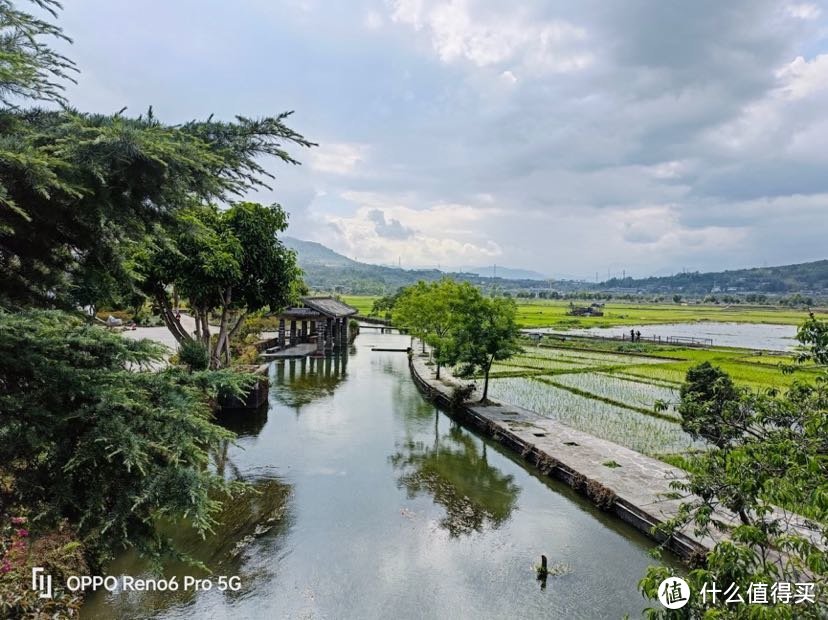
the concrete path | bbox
[409,352,821,561]
[120,314,277,355]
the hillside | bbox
[283,237,358,268]
[284,237,828,297]
[283,237,549,294]
[601,260,828,295]
[466,265,549,280]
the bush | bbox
[0,515,88,618]
[178,339,209,370]
[449,383,476,409]
[0,310,252,567]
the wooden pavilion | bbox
[274,297,358,355]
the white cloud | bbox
[308,143,369,175]
[388,0,591,73]
[776,54,828,100]
[786,3,822,19]
[317,192,503,267]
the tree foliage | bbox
[0,310,256,566]
[393,280,522,400]
[0,0,77,105]
[393,279,467,376]
[134,201,302,368]
[449,290,522,402]
[0,108,313,308]
[640,318,828,618]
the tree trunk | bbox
[480,355,495,402]
[200,312,211,351]
[222,310,248,366]
[154,288,190,345]
[212,289,232,369]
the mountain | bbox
[283,237,358,268]
[283,237,555,295]
[466,266,549,280]
[284,237,828,297]
[600,260,828,295]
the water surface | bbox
[529,321,798,351]
[83,331,674,619]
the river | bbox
[528,321,798,351]
[82,330,675,619]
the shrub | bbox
[178,339,210,371]
[449,383,476,409]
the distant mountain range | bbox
[283,237,828,297]
[464,266,549,280]
[600,260,828,295]
[282,237,549,294]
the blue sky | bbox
[52,0,828,279]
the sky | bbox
[51,0,828,279]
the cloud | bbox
[787,3,822,19]
[367,208,415,239]
[308,143,368,175]
[55,0,828,277]
[388,0,592,72]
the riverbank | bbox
[410,350,826,568]
[83,329,680,618]
[408,351,714,561]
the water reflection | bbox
[214,403,268,438]
[81,477,292,619]
[390,414,520,537]
[271,352,349,410]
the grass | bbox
[513,300,822,329]
[340,295,378,316]
[341,294,824,328]
[477,337,819,457]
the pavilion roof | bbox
[300,296,358,318]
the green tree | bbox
[394,279,468,378]
[393,281,432,353]
[1,108,313,309]
[0,0,76,105]
[449,290,522,402]
[371,289,403,318]
[0,0,313,312]
[134,201,302,368]
[0,310,255,566]
[639,317,828,618]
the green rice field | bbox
[479,339,820,458]
[341,294,825,329]
[343,294,822,460]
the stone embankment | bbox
[409,352,719,561]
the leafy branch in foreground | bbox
[0,310,255,567]
[0,0,78,105]
[639,315,828,618]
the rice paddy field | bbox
[342,294,823,462]
[480,338,822,460]
[341,294,825,330]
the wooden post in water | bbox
[315,320,325,355]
